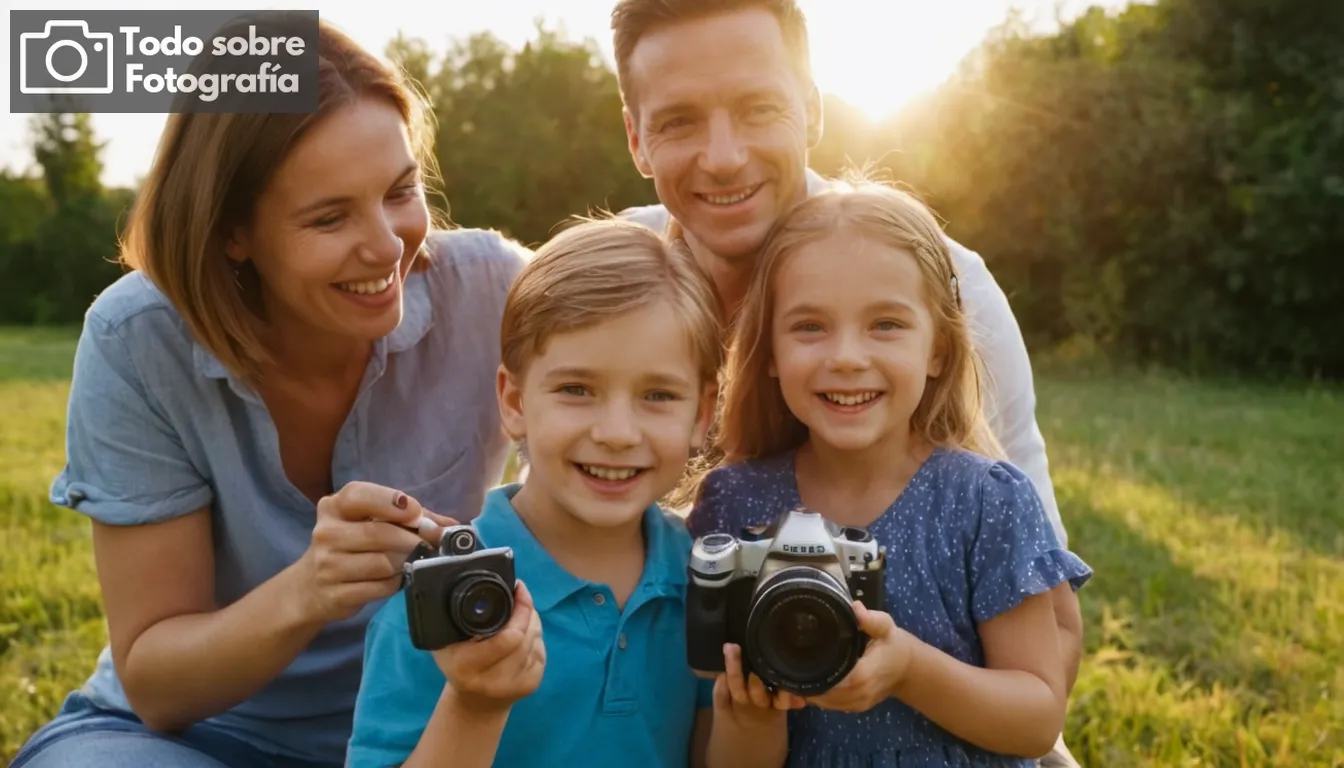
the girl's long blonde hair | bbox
[717,179,1005,465]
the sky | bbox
[3,0,1132,188]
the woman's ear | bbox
[224,226,249,264]
[496,364,527,441]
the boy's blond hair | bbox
[501,217,724,390]
[717,180,1005,464]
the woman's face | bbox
[229,96,430,348]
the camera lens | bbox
[744,567,860,696]
[450,572,513,637]
[445,530,476,556]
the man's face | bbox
[624,8,818,264]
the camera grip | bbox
[685,580,729,672]
[849,568,885,614]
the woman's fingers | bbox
[322,481,424,526]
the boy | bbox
[346,219,780,767]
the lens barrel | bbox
[744,566,860,696]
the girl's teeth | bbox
[703,189,752,205]
[581,465,640,481]
[823,392,880,406]
[336,274,394,295]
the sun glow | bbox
[798,0,1130,122]
[798,0,1008,122]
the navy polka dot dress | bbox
[687,446,1093,767]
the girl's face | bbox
[498,299,716,531]
[227,96,430,347]
[769,231,945,454]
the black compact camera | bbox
[685,507,886,696]
[403,525,516,651]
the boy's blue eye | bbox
[558,385,589,396]
[874,320,903,331]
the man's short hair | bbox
[610,0,813,108]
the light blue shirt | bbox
[347,484,714,768]
[49,228,529,764]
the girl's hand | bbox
[295,482,446,625]
[432,580,546,714]
[805,602,918,713]
[714,643,805,730]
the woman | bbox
[10,18,528,768]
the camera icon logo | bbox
[19,20,115,94]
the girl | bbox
[688,181,1093,766]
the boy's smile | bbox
[499,299,714,533]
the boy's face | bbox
[498,299,714,529]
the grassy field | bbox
[1,327,1340,766]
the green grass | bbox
[1,328,1341,765]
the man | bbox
[607,1,1084,765]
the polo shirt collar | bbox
[473,484,687,613]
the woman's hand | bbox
[805,602,918,713]
[294,481,453,626]
[714,643,805,730]
[432,580,546,714]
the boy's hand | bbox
[431,579,545,714]
[805,602,916,713]
[714,643,804,731]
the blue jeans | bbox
[10,692,340,768]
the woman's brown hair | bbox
[717,178,1005,465]
[118,17,443,385]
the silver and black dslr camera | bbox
[403,525,515,651]
[685,507,886,696]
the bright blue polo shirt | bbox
[347,484,714,768]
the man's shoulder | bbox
[424,227,532,280]
[616,202,671,234]
[942,233,994,285]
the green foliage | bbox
[0,1,1338,376]
[0,113,132,325]
[820,0,1343,378]
[385,22,658,246]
